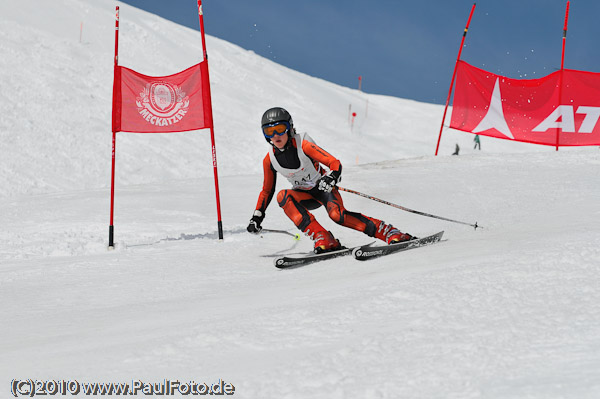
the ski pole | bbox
[261,228,301,240]
[337,186,481,230]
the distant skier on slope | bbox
[474,134,481,150]
[452,143,460,155]
[246,107,415,253]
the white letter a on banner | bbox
[473,78,515,139]
[532,105,575,133]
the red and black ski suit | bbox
[253,133,385,238]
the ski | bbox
[273,232,443,268]
[274,243,371,269]
[352,231,444,261]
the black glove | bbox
[247,210,264,234]
[317,171,340,193]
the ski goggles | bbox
[262,121,290,139]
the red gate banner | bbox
[450,60,600,146]
[112,61,212,133]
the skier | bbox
[452,143,460,155]
[246,107,414,253]
[474,134,481,150]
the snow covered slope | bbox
[0,0,550,199]
[1,1,599,398]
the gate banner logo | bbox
[113,62,212,133]
[450,60,600,146]
[136,82,190,127]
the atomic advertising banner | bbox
[450,60,600,146]
[112,61,212,133]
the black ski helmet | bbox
[261,107,294,143]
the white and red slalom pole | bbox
[556,1,570,151]
[108,6,119,249]
[197,0,224,240]
[435,3,476,156]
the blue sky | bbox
[119,0,600,105]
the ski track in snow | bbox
[3,153,600,398]
[2,0,600,398]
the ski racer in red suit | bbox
[247,107,415,253]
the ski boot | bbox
[304,220,342,254]
[313,230,343,254]
[375,221,415,244]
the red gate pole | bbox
[435,3,476,156]
[197,0,224,240]
[556,1,570,151]
[108,6,120,248]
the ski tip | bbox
[273,258,290,268]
